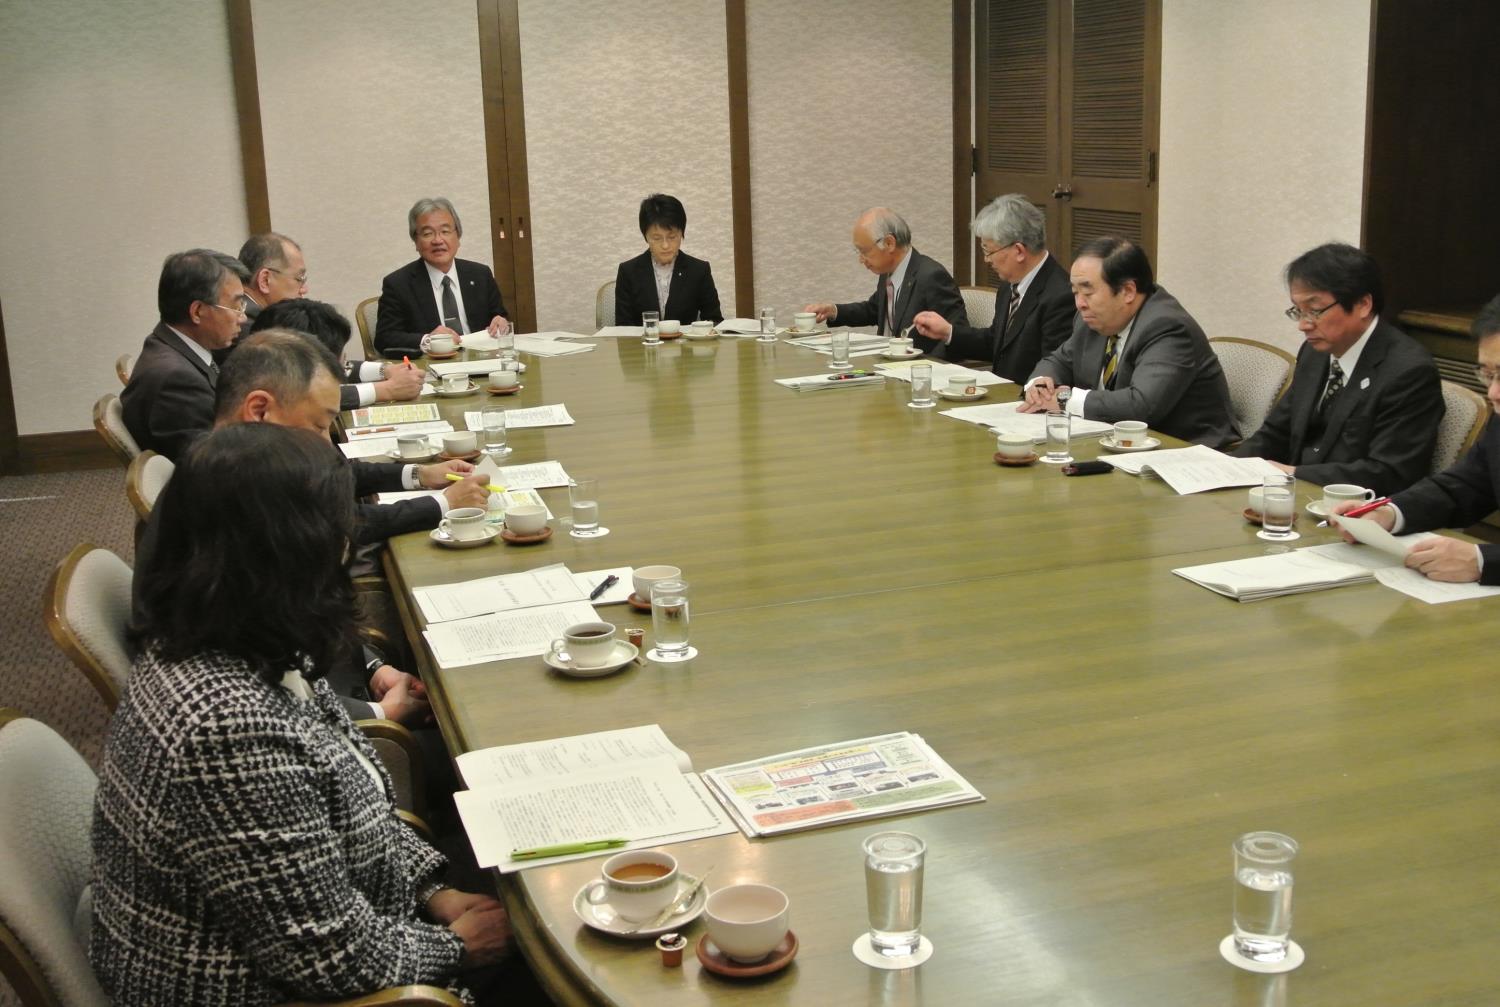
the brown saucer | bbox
[486,383,524,396]
[627,592,652,613]
[438,449,483,462]
[500,526,553,544]
[696,931,798,978]
[658,330,682,340]
[424,349,459,359]
[994,452,1039,467]
[1243,507,1296,527]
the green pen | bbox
[510,838,628,861]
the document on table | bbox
[345,419,453,440]
[423,599,599,668]
[1098,444,1282,494]
[516,335,594,356]
[717,317,768,336]
[1302,539,1500,604]
[495,459,572,489]
[463,405,575,430]
[1172,551,1375,601]
[877,360,1013,388]
[774,373,885,391]
[577,566,634,606]
[349,403,441,427]
[785,331,889,357]
[940,401,1110,441]
[340,431,452,459]
[427,358,527,378]
[413,563,588,624]
[592,325,645,339]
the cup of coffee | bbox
[1247,486,1265,514]
[548,621,617,668]
[793,312,817,332]
[442,431,477,456]
[633,565,681,602]
[689,319,712,332]
[947,376,977,396]
[489,367,519,390]
[397,433,430,459]
[704,884,790,963]
[428,335,455,355]
[442,372,469,392]
[440,506,489,542]
[503,504,547,535]
[659,320,681,336]
[888,337,913,354]
[583,850,679,922]
[1113,420,1149,447]
[1323,483,1375,512]
[995,432,1034,459]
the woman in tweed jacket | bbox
[91,424,510,1005]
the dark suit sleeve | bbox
[1391,425,1500,536]
[1029,318,1085,387]
[351,460,408,495]
[695,262,724,324]
[1079,323,1199,425]
[469,263,507,328]
[354,499,441,545]
[928,266,967,329]
[834,282,881,328]
[1234,376,1297,460]
[946,318,999,362]
[374,272,426,355]
[340,384,360,412]
[614,260,637,326]
[145,368,216,462]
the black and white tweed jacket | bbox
[90,649,466,1006]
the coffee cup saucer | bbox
[430,525,499,549]
[486,382,524,395]
[696,931,798,977]
[1099,435,1161,452]
[684,329,718,341]
[881,347,922,359]
[546,640,638,679]
[500,525,553,544]
[1305,500,1332,518]
[438,448,483,462]
[572,870,705,937]
[626,592,653,613]
[657,330,683,341]
[435,381,480,397]
[385,448,438,463]
[424,348,459,360]
[938,387,988,401]
[994,451,1039,467]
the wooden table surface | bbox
[376,337,1500,1007]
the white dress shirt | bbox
[1024,312,1138,416]
[425,260,469,335]
[652,255,675,314]
[165,324,215,368]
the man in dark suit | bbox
[374,197,509,357]
[121,249,248,460]
[1235,243,1442,496]
[804,207,967,351]
[913,193,1074,382]
[1023,236,1238,449]
[1331,295,1500,584]
[614,192,724,326]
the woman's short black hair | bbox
[250,297,352,359]
[135,423,358,682]
[639,193,687,237]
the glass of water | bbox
[863,831,925,958]
[648,579,692,662]
[1041,409,1072,463]
[828,329,852,370]
[908,362,935,409]
[568,476,607,538]
[480,405,511,458]
[1259,473,1299,541]
[758,307,778,342]
[1232,831,1297,962]
[642,311,661,347]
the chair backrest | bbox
[43,545,135,711]
[355,296,380,359]
[124,451,174,521]
[595,280,616,330]
[1208,337,1296,441]
[0,708,107,1007]
[960,285,997,331]
[113,353,133,386]
[92,394,139,466]
[1432,380,1489,474]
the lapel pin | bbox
[1360,377,1370,390]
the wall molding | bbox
[952,0,973,284]
[11,431,119,475]
[226,0,271,233]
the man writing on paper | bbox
[803,207,967,353]
[375,197,511,357]
[253,297,425,411]
[1331,295,1500,583]
[911,194,1074,381]
[1235,243,1442,496]
[1019,236,1238,449]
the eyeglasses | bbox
[269,267,308,285]
[208,302,247,317]
[980,242,1018,259]
[645,232,682,246]
[854,240,890,258]
[1283,302,1340,323]
[417,226,457,241]
[1474,366,1500,386]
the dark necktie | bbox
[1004,286,1021,333]
[441,275,463,333]
[208,362,220,386]
[885,278,897,337]
[1319,358,1345,413]
[1100,335,1120,388]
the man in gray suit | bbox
[1022,235,1238,449]
[804,207,967,352]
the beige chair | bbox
[114,353,133,386]
[44,544,134,711]
[358,721,428,822]
[125,450,173,522]
[92,394,140,466]
[1432,380,1488,474]
[960,284,998,331]
[355,296,381,360]
[1208,337,1296,442]
[595,280,616,330]
[0,709,460,1007]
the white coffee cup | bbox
[996,433,1034,459]
[1247,486,1265,513]
[582,850,679,922]
[489,367,519,390]
[503,504,547,535]
[547,621,618,669]
[947,376,977,395]
[689,319,712,332]
[442,431,477,456]
[440,506,489,542]
[704,884,790,963]
[659,320,681,335]
[1323,483,1375,511]
[442,372,468,392]
[793,312,817,332]
[428,335,455,355]
[397,434,429,459]
[633,564,681,602]
[888,337,913,353]
[1113,420,1149,447]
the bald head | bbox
[852,207,911,275]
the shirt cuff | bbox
[358,361,386,382]
[366,700,386,720]
[418,332,432,352]
[355,383,377,406]
[1476,545,1485,575]
[402,464,421,490]
[1067,388,1089,416]
[1387,503,1407,534]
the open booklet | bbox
[1173,551,1375,601]
[940,400,1111,441]
[453,725,738,871]
[1097,443,1282,494]
[701,732,984,837]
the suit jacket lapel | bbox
[407,262,440,333]
[1000,282,1036,345]
[1285,352,1325,458]
[156,323,216,386]
[1317,331,1386,451]
[893,252,920,331]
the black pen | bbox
[589,575,618,601]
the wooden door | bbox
[476,0,537,333]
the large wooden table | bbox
[376,337,1500,1006]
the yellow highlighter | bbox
[446,472,506,494]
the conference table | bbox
[369,334,1500,1006]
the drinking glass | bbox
[1232,832,1297,962]
[829,330,852,370]
[863,831,925,957]
[481,405,511,458]
[1258,473,1298,541]
[498,347,520,370]
[1042,409,1072,463]
[759,307,778,342]
[908,362,935,409]
[568,476,606,538]
[495,328,515,354]
[642,311,661,347]
[648,579,692,661]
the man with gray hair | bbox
[805,207,966,351]
[374,196,510,357]
[914,194,1074,381]
[236,231,308,326]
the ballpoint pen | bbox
[446,472,507,493]
[403,355,414,370]
[510,838,627,861]
[1317,496,1391,528]
[589,575,619,601]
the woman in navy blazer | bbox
[614,193,724,326]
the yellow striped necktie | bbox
[1100,335,1120,388]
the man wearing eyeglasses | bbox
[1331,295,1500,583]
[121,249,247,460]
[1235,243,1442,497]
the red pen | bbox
[402,355,413,370]
[1322,496,1392,527]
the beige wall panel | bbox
[1158,0,1370,354]
[0,0,245,435]
[518,0,735,333]
[746,0,953,327]
[255,0,492,351]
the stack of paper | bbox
[423,599,600,668]
[1173,551,1374,601]
[1099,443,1282,493]
[785,331,890,358]
[413,563,632,623]
[774,373,885,392]
[372,458,571,503]
[717,318,770,336]
[427,358,527,379]
[462,405,575,430]
[349,403,442,427]
[340,428,455,459]
[590,325,646,339]
[1304,518,1500,605]
[940,401,1111,441]
[877,361,1013,388]
[516,334,594,357]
